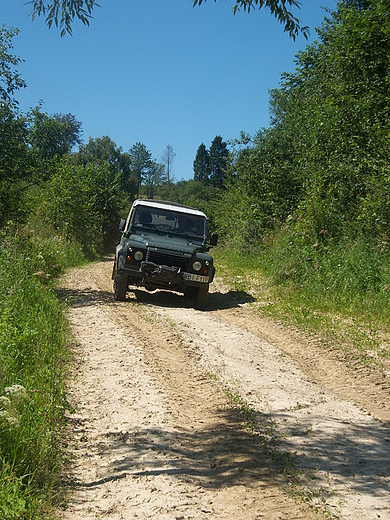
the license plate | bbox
[183,272,209,283]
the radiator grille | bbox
[146,249,191,270]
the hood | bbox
[129,232,202,255]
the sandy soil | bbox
[57,259,390,519]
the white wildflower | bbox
[6,416,19,428]
[4,384,26,398]
[0,396,11,408]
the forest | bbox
[1,0,390,517]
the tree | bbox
[143,160,165,199]
[209,135,229,188]
[37,157,124,253]
[27,104,82,160]
[159,178,220,233]
[193,143,210,184]
[27,0,308,39]
[128,142,153,198]
[75,135,136,197]
[0,25,27,107]
[0,103,30,225]
[192,0,309,40]
[161,144,176,192]
[216,0,390,245]
[0,26,29,223]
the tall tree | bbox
[161,144,176,192]
[27,104,82,160]
[209,135,229,188]
[75,135,135,196]
[143,160,165,200]
[0,103,30,224]
[128,142,153,198]
[39,158,124,252]
[0,26,29,223]
[218,0,390,243]
[193,143,210,184]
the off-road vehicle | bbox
[112,199,218,309]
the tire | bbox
[114,273,128,301]
[194,284,209,310]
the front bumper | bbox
[118,260,211,291]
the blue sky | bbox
[3,1,337,181]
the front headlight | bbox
[134,250,144,261]
[192,260,202,272]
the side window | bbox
[125,209,135,231]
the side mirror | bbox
[118,219,126,232]
[210,233,218,247]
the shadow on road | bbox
[57,287,115,307]
[66,406,278,492]
[58,285,256,311]
[132,287,256,311]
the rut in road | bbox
[57,260,390,520]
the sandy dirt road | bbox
[57,259,390,519]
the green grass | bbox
[213,230,390,372]
[0,222,85,519]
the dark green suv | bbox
[112,199,218,309]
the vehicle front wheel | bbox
[114,273,128,301]
[194,284,209,310]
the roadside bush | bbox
[214,186,267,254]
[28,158,125,257]
[0,223,83,519]
[259,225,390,317]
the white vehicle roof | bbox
[132,199,207,219]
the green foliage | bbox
[0,25,26,108]
[26,0,308,39]
[193,136,229,188]
[32,158,125,254]
[160,179,220,233]
[260,226,389,304]
[143,160,165,199]
[214,184,265,252]
[218,0,390,250]
[75,135,136,198]
[219,128,303,238]
[27,0,98,37]
[0,463,27,520]
[209,135,229,188]
[0,104,30,226]
[193,143,210,184]
[0,223,84,518]
[211,0,390,357]
[275,0,390,238]
[0,27,31,226]
[128,141,154,198]
[27,103,82,160]
[193,0,309,40]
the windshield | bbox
[131,206,206,239]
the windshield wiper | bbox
[170,229,190,238]
[133,223,158,231]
